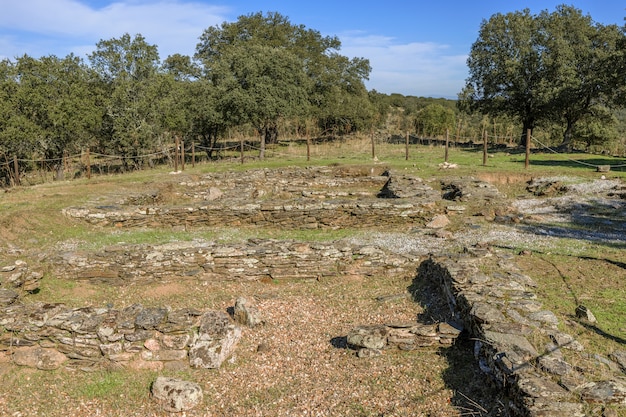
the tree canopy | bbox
[2,7,626,184]
[194,11,372,150]
[459,5,625,148]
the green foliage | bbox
[89,33,161,169]
[196,11,373,141]
[415,104,455,137]
[1,9,625,183]
[459,5,625,148]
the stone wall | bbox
[51,239,415,284]
[420,250,626,416]
[0,299,241,372]
[62,198,435,230]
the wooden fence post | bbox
[13,155,20,186]
[307,133,311,162]
[191,141,195,168]
[240,138,244,164]
[174,136,179,172]
[445,129,449,163]
[371,131,376,159]
[482,130,488,166]
[405,131,409,161]
[86,148,91,179]
[525,129,531,169]
[181,140,185,171]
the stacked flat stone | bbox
[0,301,240,371]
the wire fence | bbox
[1,130,624,187]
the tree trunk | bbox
[54,163,64,181]
[520,119,534,148]
[558,119,574,152]
[202,129,218,159]
[265,123,278,144]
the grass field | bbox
[0,140,625,416]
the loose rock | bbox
[151,376,203,412]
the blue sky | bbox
[0,0,623,98]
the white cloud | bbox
[0,0,229,59]
[0,1,469,97]
[340,33,468,98]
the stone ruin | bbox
[0,299,242,372]
[1,165,626,415]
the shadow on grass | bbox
[515,195,626,245]
[574,317,626,346]
[526,157,626,172]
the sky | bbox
[0,0,624,99]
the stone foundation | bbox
[420,251,626,416]
[50,239,415,284]
[0,301,241,371]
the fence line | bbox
[2,132,625,187]
[530,135,626,169]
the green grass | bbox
[1,141,625,416]
[75,371,127,398]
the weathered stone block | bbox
[347,325,388,350]
[152,377,203,412]
[233,296,264,327]
[580,380,626,404]
[188,311,241,369]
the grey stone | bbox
[610,350,626,372]
[425,214,450,229]
[549,332,584,352]
[528,310,559,326]
[233,296,264,327]
[0,289,19,306]
[151,377,203,412]
[580,380,626,404]
[516,372,570,399]
[135,307,168,330]
[470,302,507,324]
[483,331,539,358]
[347,325,388,350]
[576,305,597,323]
[527,400,585,417]
[188,311,241,369]
[206,187,223,201]
[377,173,437,199]
[538,355,572,376]
[438,322,462,336]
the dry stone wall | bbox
[420,250,626,416]
[61,167,445,230]
[0,299,241,372]
[62,198,435,230]
[51,239,415,284]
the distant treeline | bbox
[1,10,625,185]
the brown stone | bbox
[13,346,67,370]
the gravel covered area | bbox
[0,276,503,416]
